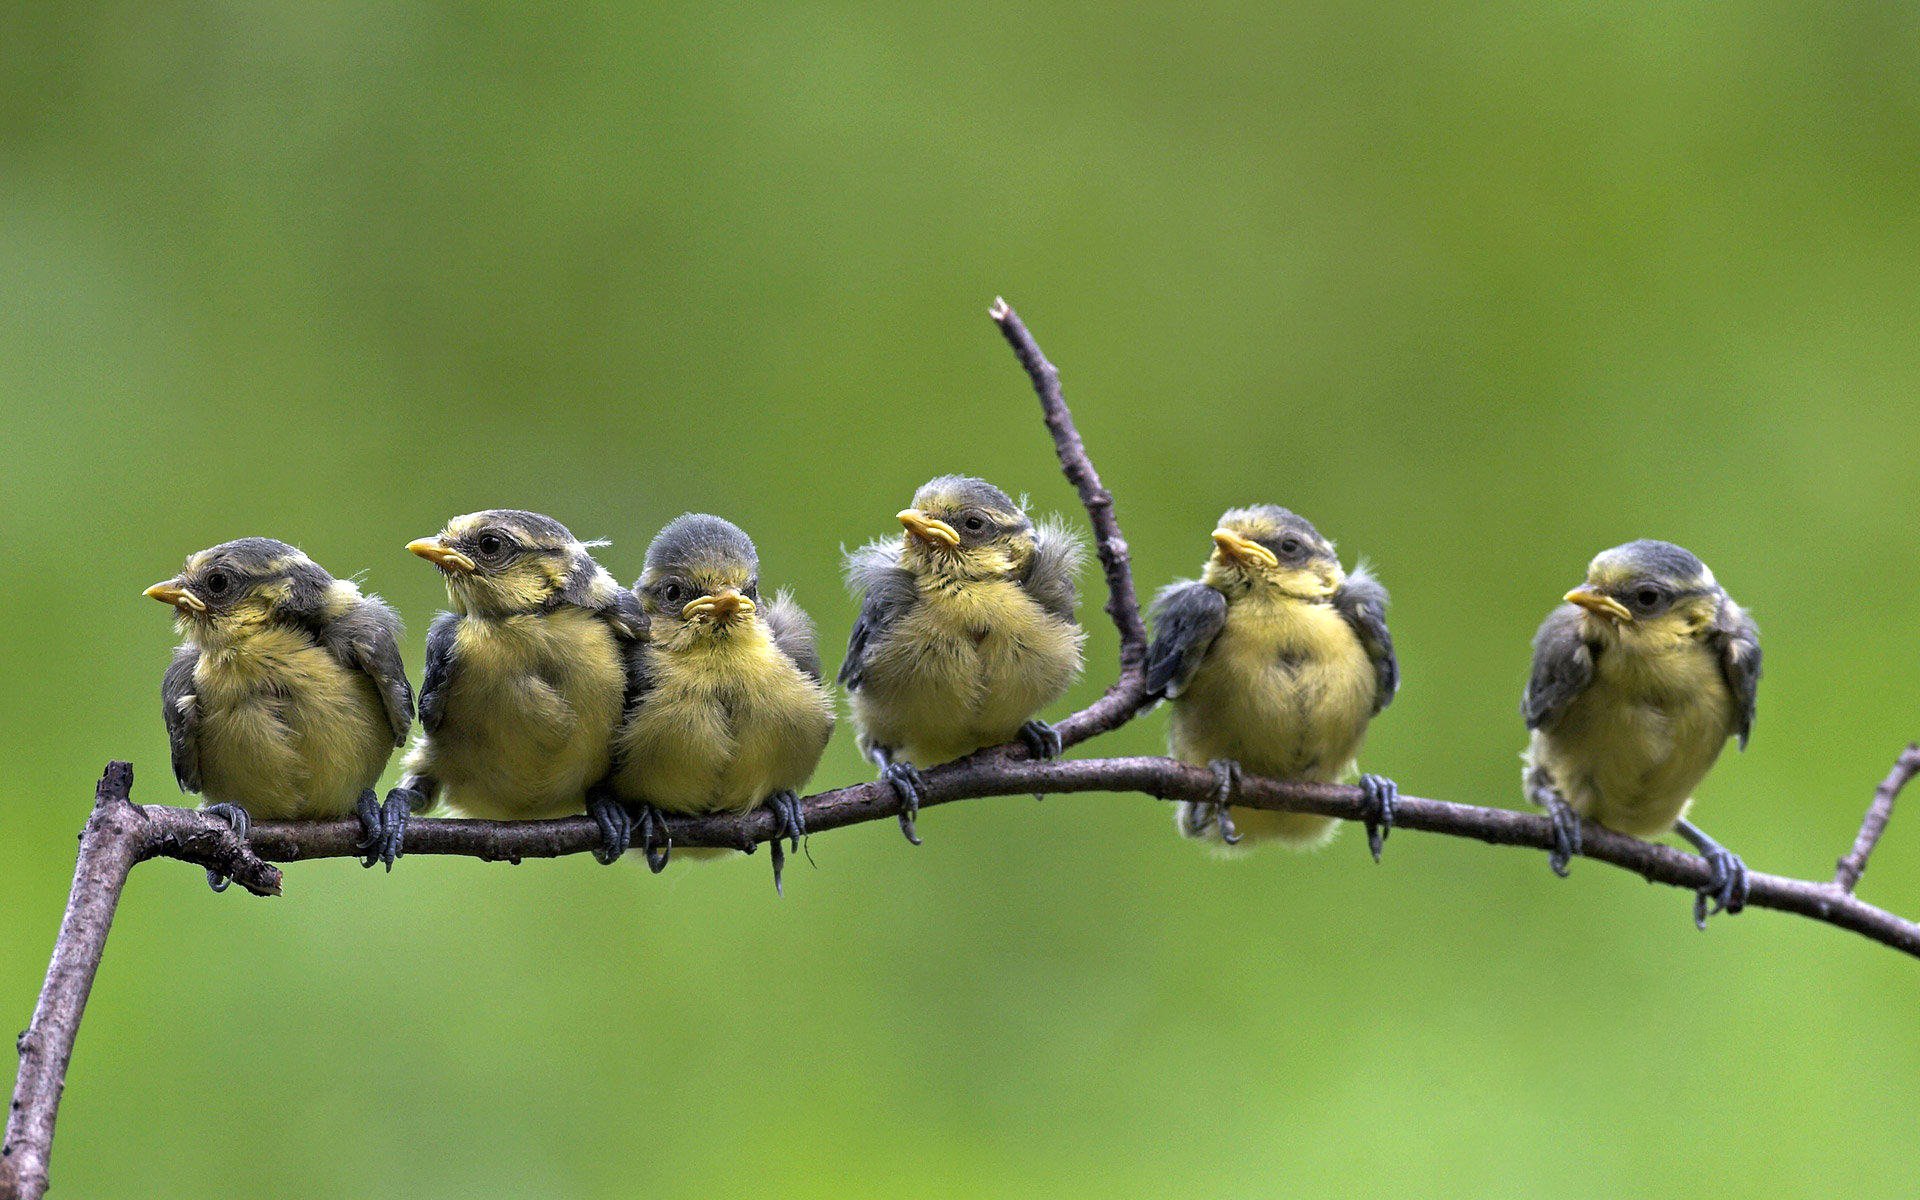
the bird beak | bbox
[682,588,756,624]
[1565,585,1633,622]
[899,509,961,548]
[143,580,207,613]
[408,537,476,573]
[1211,529,1280,570]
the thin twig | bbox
[1834,743,1920,893]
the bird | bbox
[145,538,413,888]
[840,475,1086,843]
[611,514,835,890]
[391,509,646,864]
[1523,538,1761,927]
[1145,506,1400,858]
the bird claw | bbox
[1677,820,1748,930]
[200,803,252,892]
[1207,759,1242,846]
[1359,774,1398,864]
[1019,719,1064,761]
[587,788,633,866]
[1544,796,1581,878]
[635,803,671,873]
[764,790,809,896]
[881,761,926,846]
[355,788,415,871]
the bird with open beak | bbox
[145,538,413,887]
[391,509,646,864]
[610,514,834,890]
[1523,539,1761,927]
[840,475,1086,842]
[1145,506,1401,857]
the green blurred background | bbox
[5,4,1919,1197]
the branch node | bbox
[1834,742,1920,894]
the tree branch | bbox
[6,299,1919,1200]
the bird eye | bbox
[963,515,986,532]
[477,533,505,556]
[1636,587,1663,609]
[205,570,231,596]
[1280,538,1302,556]
[661,582,682,604]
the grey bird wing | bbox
[1710,600,1762,748]
[764,591,825,684]
[1145,581,1228,700]
[1522,603,1597,731]
[837,541,920,690]
[1332,565,1399,714]
[1017,517,1087,624]
[322,596,415,746]
[417,612,461,735]
[161,646,202,793]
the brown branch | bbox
[1834,743,1920,893]
[8,299,1920,1200]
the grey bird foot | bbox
[635,803,672,874]
[587,787,633,866]
[356,787,416,871]
[1019,719,1064,760]
[1359,774,1399,864]
[882,761,927,846]
[1206,759,1243,846]
[1676,820,1749,930]
[764,789,808,896]
[1544,796,1582,878]
[200,803,252,893]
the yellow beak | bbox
[408,537,476,573]
[1211,528,1280,570]
[143,580,207,613]
[899,509,961,548]
[1565,585,1633,622]
[682,588,756,623]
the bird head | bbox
[1563,539,1726,647]
[1200,506,1344,600]
[636,514,764,648]
[145,538,346,646]
[894,475,1036,583]
[409,510,613,618]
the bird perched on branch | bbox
[611,514,834,889]
[841,475,1086,843]
[392,510,645,864]
[145,538,413,888]
[1146,506,1400,857]
[1523,539,1761,926]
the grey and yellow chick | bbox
[392,510,646,863]
[612,514,835,890]
[841,475,1086,842]
[1523,539,1761,926]
[146,538,413,887]
[1146,506,1400,857]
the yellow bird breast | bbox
[614,627,834,815]
[192,627,394,820]
[406,608,626,820]
[850,578,1083,767]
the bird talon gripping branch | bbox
[1359,773,1399,864]
[586,786,633,865]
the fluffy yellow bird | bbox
[146,538,413,886]
[841,475,1086,842]
[393,509,646,862]
[1523,538,1761,925]
[1146,506,1400,857]
[611,514,834,890]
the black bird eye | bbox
[477,533,505,556]
[963,515,985,532]
[1636,587,1663,609]
[204,570,231,596]
[661,582,682,604]
[1280,538,1302,556]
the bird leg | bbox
[199,802,252,892]
[586,784,634,866]
[1359,773,1399,864]
[1675,819,1749,929]
[869,745,926,846]
[634,802,672,873]
[1205,759,1243,846]
[1527,767,1581,878]
[763,789,809,896]
[1018,719,1063,802]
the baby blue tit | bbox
[1523,539,1761,927]
[841,475,1087,843]
[611,514,835,891]
[146,538,413,887]
[393,510,646,864]
[1145,507,1400,858]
